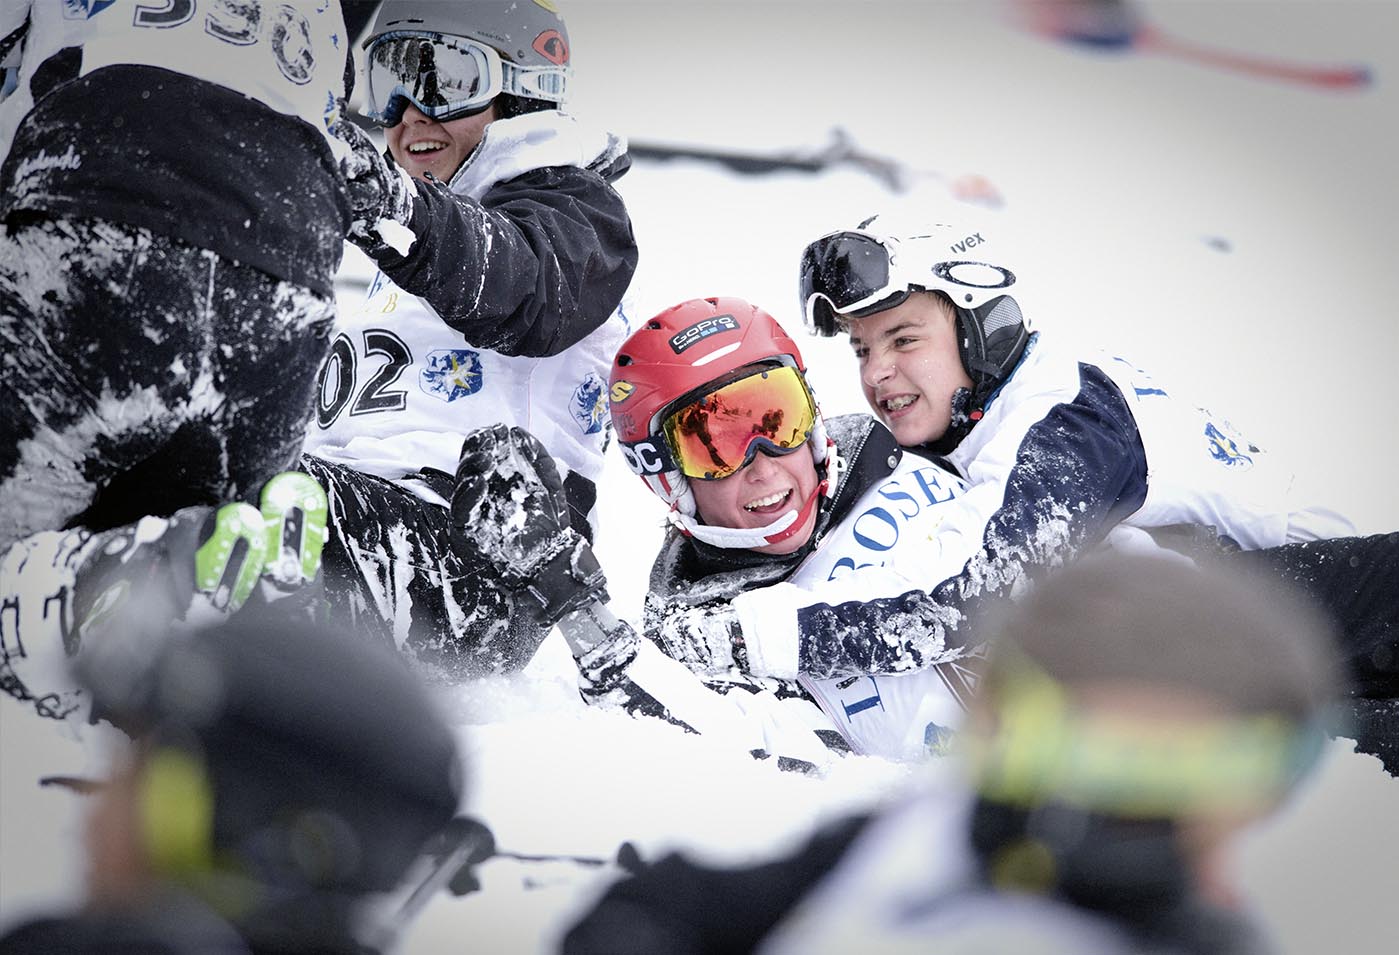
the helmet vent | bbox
[982,297,1023,335]
[616,354,633,367]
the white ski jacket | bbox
[737,333,1355,682]
[304,110,637,513]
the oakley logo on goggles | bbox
[799,230,1015,337]
[363,31,569,127]
[621,365,817,481]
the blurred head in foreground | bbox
[964,552,1339,923]
[63,609,463,952]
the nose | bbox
[401,103,431,125]
[740,444,790,480]
[862,350,894,388]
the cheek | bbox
[688,480,726,523]
[780,456,819,498]
[383,128,405,164]
[908,353,955,399]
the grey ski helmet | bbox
[366,0,571,114]
[799,215,1031,439]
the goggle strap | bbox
[501,61,570,103]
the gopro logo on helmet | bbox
[670,315,740,355]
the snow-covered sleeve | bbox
[739,362,1149,680]
[372,164,637,358]
[563,604,837,771]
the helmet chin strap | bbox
[673,477,828,550]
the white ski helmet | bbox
[799,214,1032,427]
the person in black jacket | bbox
[301,0,638,677]
[0,0,357,722]
[0,604,463,955]
[562,552,1342,955]
[0,1,352,551]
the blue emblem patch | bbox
[570,372,608,435]
[1204,421,1254,469]
[64,0,116,18]
[421,349,483,402]
[924,722,956,757]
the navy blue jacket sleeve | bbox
[796,364,1149,678]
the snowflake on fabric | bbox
[420,349,483,402]
[1204,420,1255,470]
[570,373,607,435]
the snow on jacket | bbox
[642,414,981,759]
[0,0,351,296]
[739,332,1355,682]
[304,109,638,507]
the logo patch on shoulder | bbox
[421,349,483,402]
[1204,420,1255,469]
[670,314,739,354]
[64,0,117,19]
[571,373,607,435]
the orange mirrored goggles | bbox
[661,365,817,480]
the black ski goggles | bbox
[799,229,1016,337]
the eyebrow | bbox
[849,320,924,348]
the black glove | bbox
[644,594,744,674]
[330,107,416,252]
[452,425,608,627]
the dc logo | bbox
[420,349,483,402]
[570,373,607,435]
[619,439,668,475]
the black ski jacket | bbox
[372,128,636,359]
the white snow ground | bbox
[3,2,1397,953]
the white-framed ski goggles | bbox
[363,31,569,127]
[799,229,1016,337]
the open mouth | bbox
[880,394,918,414]
[744,489,792,514]
[407,140,448,155]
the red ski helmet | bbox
[608,297,836,549]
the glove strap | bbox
[522,533,608,628]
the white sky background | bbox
[567,0,1399,537]
[3,2,1397,953]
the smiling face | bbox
[385,102,498,182]
[689,447,820,555]
[848,292,973,448]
